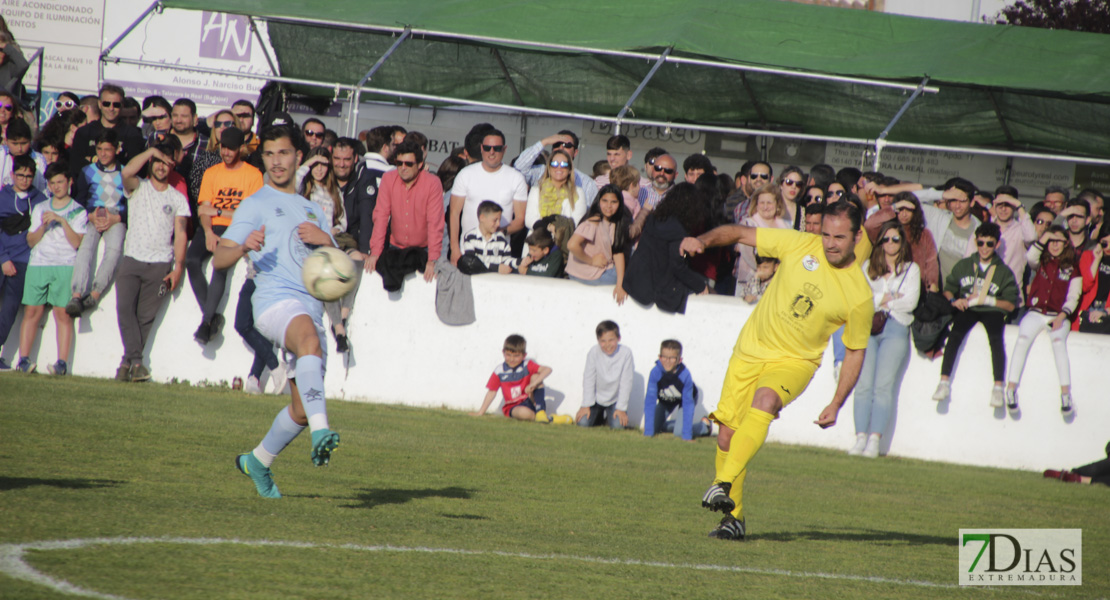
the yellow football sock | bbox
[550,414,573,425]
[730,468,746,520]
[717,408,774,484]
[714,446,729,481]
[534,410,549,423]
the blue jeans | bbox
[852,318,911,436]
[646,399,711,439]
[234,279,279,379]
[0,261,27,351]
[569,266,616,286]
[832,326,846,365]
[577,403,624,429]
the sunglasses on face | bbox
[56,99,76,110]
[233,112,253,119]
[304,130,325,138]
[0,103,13,111]
[549,160,570,169]
[807,195,824,203]
[750,172,771,180]
[881,236,901,244]
[1102,241,1110,250]
[653,165,676,175]
[829,190,845,197]
[142,114,169,124]
[1035,218,1051,225]
[977,240,996,248]
[782,179,802,188]
[481,144,504,153]
[396,160,417,167]
[214,119,235,128]
[13,172,33,179]
[551,141,576,150]
[101,100,122,109]
[895,206,916,213]
[1047,238,1067,245]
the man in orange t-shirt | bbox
[186,127,263,344]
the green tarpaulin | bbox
[156,0,1110,159]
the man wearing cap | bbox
[964,185,1035,305]
[187,126,263,345]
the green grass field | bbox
[2,375,1106,599]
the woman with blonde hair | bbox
[733,182,790,291]
[524,148,585,231]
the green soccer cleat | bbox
[235,453,281,499]
[310,429,340,467]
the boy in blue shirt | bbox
[643,339,713,441]
[68,128,127,316]
[0,155,47,370]
[215,125,340,499]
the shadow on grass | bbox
[338,486,476,510]
[757,527,955,546]
[0,476,125,491]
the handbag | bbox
[871,266,909,336]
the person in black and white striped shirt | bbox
[457,200,518,275]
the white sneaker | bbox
[847,432,867,456]
[862,434,881,458]
[244,375,262,395]
[932,380,950,402]
[990,385,1005,408]
[1060,392,1074,415]
[1004,387,1018,413]
[267,363,289,395]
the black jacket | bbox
[338,160,386,253]
[623,216,707,314]
[68,120,145,179]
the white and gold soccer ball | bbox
[302,247,357,301]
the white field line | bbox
[0,536,977,598]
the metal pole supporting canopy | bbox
[873,76,931,171]
[614,47,672,136]
[348,27,411,137]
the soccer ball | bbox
[302,247,357,301]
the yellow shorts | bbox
[709,353,818,432]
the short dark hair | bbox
[390,125,407,137]
[302,117,325,132]
[525,226,553,249]
[976,221,1001,240]
[755,254,780,266]
[823,199,862,233]
[173,98,197,115]
[995,185,1019,198]
[660,339,682,355]
[333,137,366,156]
[605,135,630,152]
[482,128,506,147]
[1066,198,1090,216]
[1030,201,1055,221]
[836,167,862,191]
[464,123,495,159]
[99,84,126,99]
[683,153,713,174]
[95,128,119,147]
[405,130,429,150]
[366,126,393,154]
[1044,185,1070,201]
[804,202,826,216]
[477,200,502,216]
[942,177,977,200]
[751,161,773,178]
[323,129,338,148]
[44,162,69,181]
[12,154,36,174]
[595,320,620,339]
[5,119,30,141]
[738,160,756,178]
[392,139,424,164]
[644,146,667,165]
[503,334,526,353]
[146,96,172,115]
[1077,188,1104,206]
[153,142,178,160]
[232,99,255,112]
[123,97,140,112]
[259,125,300,150]
[809,163,835,190]
[556,129,579,148]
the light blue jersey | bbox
[223,185,334,320]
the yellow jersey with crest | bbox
[734,228,874,364]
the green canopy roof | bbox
[154,0,1110,159]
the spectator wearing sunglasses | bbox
[777,166,806,231]
[523,148,586,234]
[732,161,772,225]
[962,186,1036,306]
[140,97,173,148]
[0,89,21,146]
[230,99,258,154]
[166,98,205,183]
[67,84,145,180]
[302,118,326,151]
[448,129,528,266]
[512,130,598,209]
[932,222,1019,407]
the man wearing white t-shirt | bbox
[114,145,190,382]
[448,129,528,265]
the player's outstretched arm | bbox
[213,226,264,270]
[679,224,756,256]
[815,347,865,429]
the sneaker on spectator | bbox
[1043,469,1065,480]
[64,297,84,318]
[701,481,735,513]
[267,363,288,394]
[244,375,262,395]
[1004,387,1018,413]
[931,380,950,402]
[81,293,98,312]
[193,320,212,345]
[862,433,881,458]
[209,314,225,338]
[16,357,35,373]
[991,385,1005,409]
[847,432,867,456]
[130,364,152,382]
[708,515,746,541]
[335,334,349,353]
[115,364,132,382]
[47,360,68,376]
[1060,392,1073,415]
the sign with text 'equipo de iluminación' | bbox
[959,529,1081,586]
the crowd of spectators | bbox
[1,81,1107,445]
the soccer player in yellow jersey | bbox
[679,200,874,541]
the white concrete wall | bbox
[4,266,1106,473]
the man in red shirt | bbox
[366,140,444,292]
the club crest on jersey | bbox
[162,204,173,214]
[275,207,285,217]
[305,208,318,222]
[366,184,376,195]
[802,255,819,271]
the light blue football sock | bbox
[254,406,305,467]
[296,354,329,433]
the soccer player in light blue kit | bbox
[214,125,340,499]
